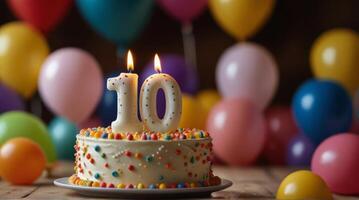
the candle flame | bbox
[154,54,162,73]
[127,50,134,72]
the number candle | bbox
[107,51,142,133]
[140,54,182,132]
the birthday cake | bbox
[69,53,220,189]
[69,127,220,189]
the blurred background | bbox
[1,0,359,187]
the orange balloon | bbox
[0,137,46,185]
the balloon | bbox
[0,137,46,185]
[78,116,101,129]
[0,84,25,113]
[209,0,275,40]
[207,98,266,165]
[276,170,333,200]
[311,29,359,94]
[0,22,49,98]
[39,48,103,123]
[140,54,199,117]
[179,94,205,129]
[0,111,56,164]
[8,0,73,33]
[292,79,352,144]
[48,117,78,160]
[76,0,153,51]
[196,90,221,127]
[287,134,316,166]
[262,106,298,165]
[96,74,119,126]
[312,133,359,195]
[216,43,278,110]
[158,0,208,24]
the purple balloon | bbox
[0,84,25,113]
[140,54,199,117]
[287,134,316,166]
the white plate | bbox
[54,177,232,198]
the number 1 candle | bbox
[140,54,182,133]
[107,51,142,133]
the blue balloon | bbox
[48,117,78,160]
[96,73,119,126]
[76,0,153,50]
[292,79,352,144]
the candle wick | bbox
[128,70,132,73]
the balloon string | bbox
[181,23,197,71]
[30,94,42,118]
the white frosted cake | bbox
[69,127,220,189]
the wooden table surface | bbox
[0,162,358,200]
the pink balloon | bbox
[311,133,359,195]
[157,0,208,24]
[39,48,103,123]
[207,98,266,165]
[262,106,298,165]
[78,116,102,129]
[216,42,278,110]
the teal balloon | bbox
[49,117,78,160]
[76,0,153,49]
[0,111,57,164]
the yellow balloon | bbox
[277,170,333,200]
[311,28,359,94]
[209,0,275,40]
[179,94,205,129]
[196,89,221,125]
[0,22,49,98]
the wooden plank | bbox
[0,184,37,199]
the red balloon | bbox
[8,0,73,33]
[207,98,266,166]
[158,0,208,24]
[312,133,359,195]
[262,106,298,165]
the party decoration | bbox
[0,84,24,113]
[0,22,49,98]
[158,0,208,24]
[8,0,73,33]
[97,73,118,126]
[39,48,103,123]
[78,116,101,129]
[287,134,316,166]
[180,94,205,129]
[140,54,199,117]
[0,137,46,185]
[207,98,266,165]
[196,89,221,122]
[276,170,333,200]
[312,133,359,195]
[209,0,275,40]
[310,28,359,94]
[0,111,56,164]
[263,106,298,165]
[216,43,278,110]
[292,79,352,144]
[48,117,78,160]
[76,0,153,52]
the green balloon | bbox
[0,111,57,164]
[48,117,78,160]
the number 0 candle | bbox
[107,51,142,133]
[140,54,182,133]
